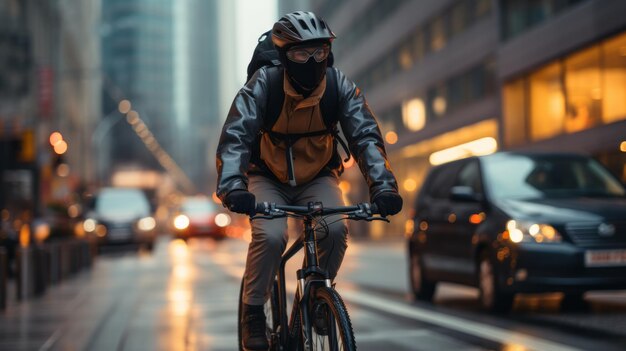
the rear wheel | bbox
[478,251,514,313]
[409,251,437,301]
[306,286,356,351]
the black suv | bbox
[408,152,626,312]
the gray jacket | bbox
[216,66,399,201]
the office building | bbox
[313,0,626,237]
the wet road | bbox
[1,236,625,350]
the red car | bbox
[171,196,231,240]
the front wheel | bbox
[306,287,356,351]
[478,251,514,313]
[409,251,437,301]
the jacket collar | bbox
[283,72,327,109]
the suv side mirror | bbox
[450,186,482,202]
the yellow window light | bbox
[53,140,68,155]
[385,131,398,145]
[429,137,498,165]
[49,132,63,146]
[402,98,426,132]
[403,178,417,192]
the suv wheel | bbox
[478,251,514,313]
[410,251,436,301]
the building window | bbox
[503,31,626,147]
[529,62,565,141]
[402,97,427,132]
[602,32,626,123]
[354,0,493,92]
[475,0,492,19]
[564,46,602,133]
[429,16,447,52]
[501,0,587,40]
[398,42,413,71]
[412,30,425,62]
[449,1,468,37]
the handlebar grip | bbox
[255,202,268,215]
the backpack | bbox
[246,30,350,185]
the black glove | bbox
[223,190,256,215]
[372,192,403,217]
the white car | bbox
[83,187,156,251]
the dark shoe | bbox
[313,303,329,336]
[242,304,269,350]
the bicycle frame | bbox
[275,215,332,348]
[249,201,383,350]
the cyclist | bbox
[216,11,402,350]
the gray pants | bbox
[243,175,348,305]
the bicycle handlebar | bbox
[253,202,380,218]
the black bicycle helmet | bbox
[272,11,336,49]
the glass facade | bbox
[501,0,587,40]
[378,60,496,137]
[355,0,492,92]
[503,31,626,146]
[332,0,408,57]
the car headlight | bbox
[505,220,562,243]
[138,216,156,231]
[83,218,97,233]
[173,214,190,230]
[215,213,231,227]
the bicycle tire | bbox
[238,278,280,350]
[304,286,356,351]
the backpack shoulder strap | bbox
[320,67,339,128]
[320,68,351,162]
[264,66,285,131]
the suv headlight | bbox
[138,216,156,231]
[505,220,562,243]
[83,218,97,232]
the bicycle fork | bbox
[279,216,334,350]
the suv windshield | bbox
[95,188,150,217]
[181,199,216,214]
[482,154,626,199]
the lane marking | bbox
[341,290,582,351]
[356,329,430,342]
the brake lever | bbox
[347,214,390,223]
[251,210,287,221]
[368,216,390,223]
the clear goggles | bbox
[286,44,330,63]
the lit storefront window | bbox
[529,62,564,140]
[503,31,626,146]
[602,33,626,123]
[502,79,527,147]
[564,46,602,133]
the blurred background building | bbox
[1,0,101,223]
[2,0,625,241]
[309,0,626,237]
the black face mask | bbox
[285,58,327,97]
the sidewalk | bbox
[0,239,242,351]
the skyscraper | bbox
[101,0,174,178]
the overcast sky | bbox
[234,0,278,85]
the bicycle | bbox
[237,201,387,351]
